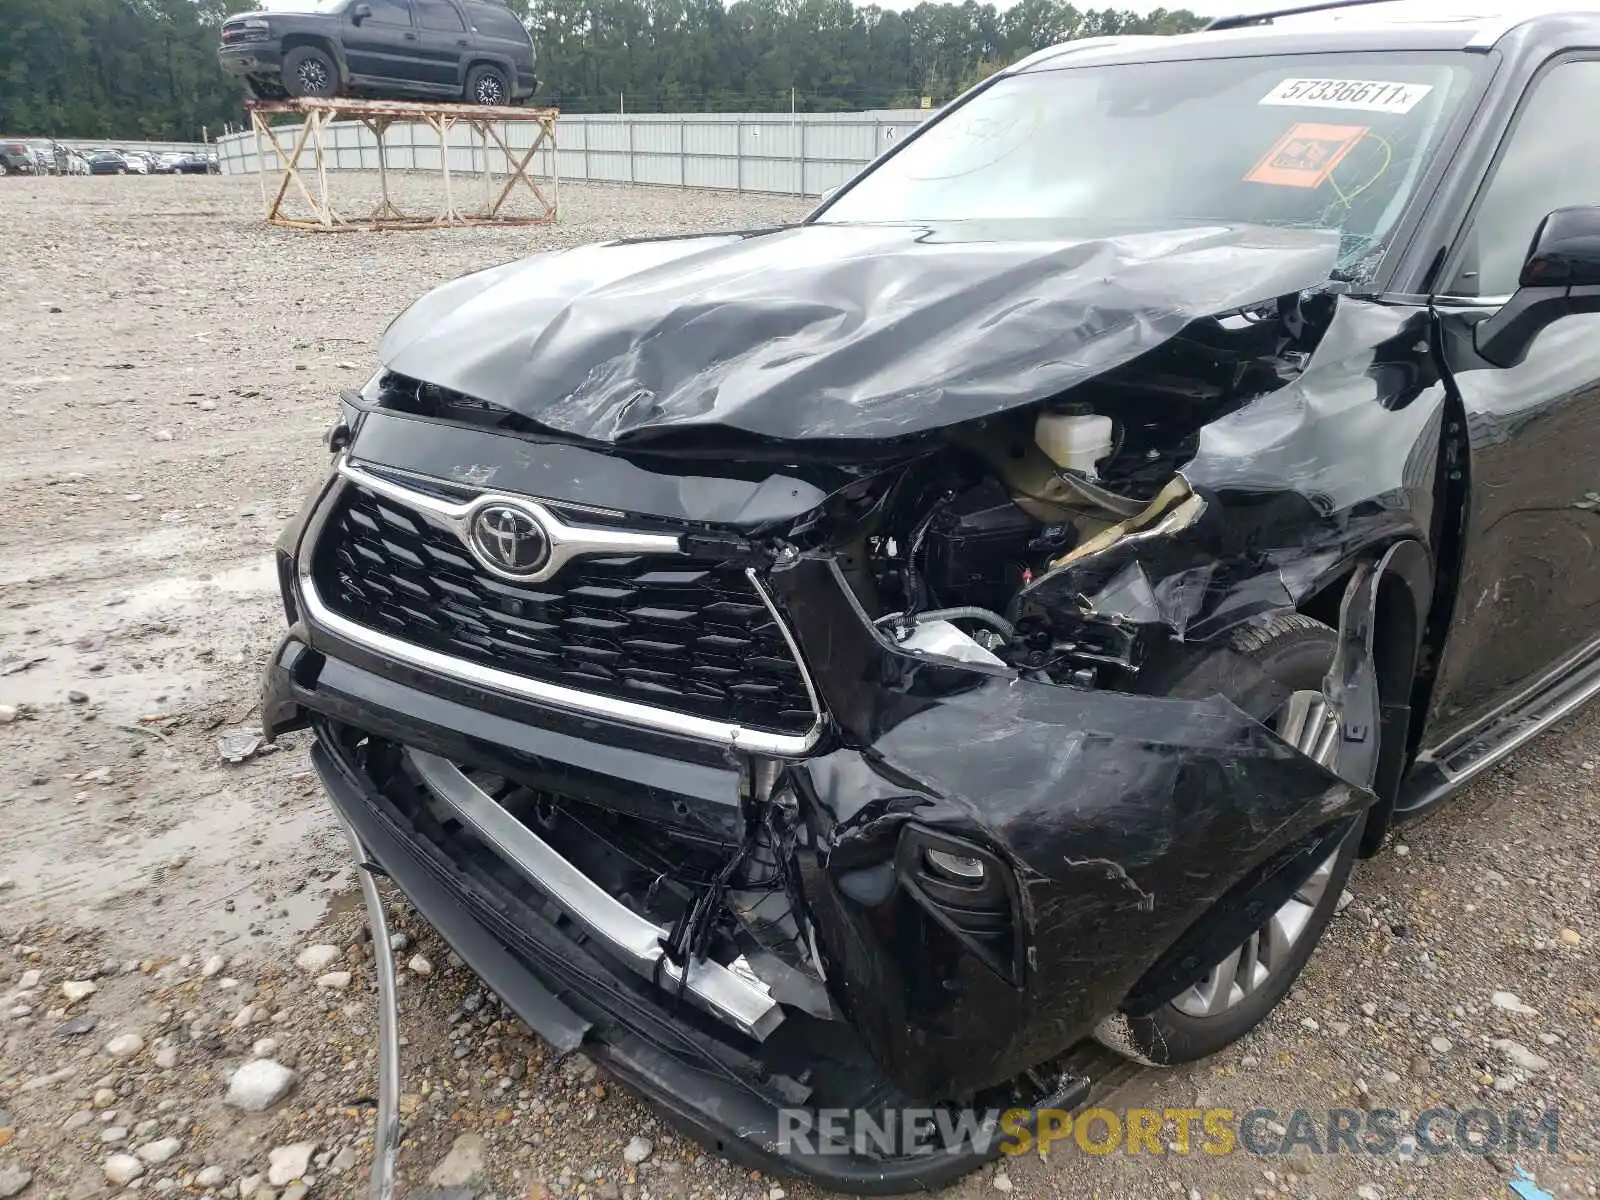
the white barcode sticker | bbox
[1260,78,1434,114]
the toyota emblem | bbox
[468,503,550,577]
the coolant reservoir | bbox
[1035,411,1114,479]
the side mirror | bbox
[352,2,372,22]
[1476,206,1600,367]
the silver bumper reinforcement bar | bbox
[404,748,786,1042]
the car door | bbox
[343,0,419,85]
[412,0,470,91]
[1427,56,1600,739]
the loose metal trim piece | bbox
[405,748,786,1041]
[299,465,826,755]
[331,815,401,1200]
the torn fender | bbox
[770,557,1374,1100]
[377,221,1338,444]
[1021,299,1447,644]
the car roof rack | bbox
[1204,0,1403,32]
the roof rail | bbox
[1005,34,1163,74]
[1204,0,1402,32]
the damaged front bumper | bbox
[262,448,1380,1189]
[291,669,1096,1193]
[265,562,1371,1186]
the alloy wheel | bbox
[476,76,505,105]
[1169,691,1342,1019]
[298,59,330,94]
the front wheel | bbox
[283,46,339,99]
[465,64,509,107]
[1095,614,1363,1066]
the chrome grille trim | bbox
[337,456,681,585]
[297,465,826,756]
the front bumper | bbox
[217,43,282,78]
[302,697,1096,1190]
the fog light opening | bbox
[924,847,986,883]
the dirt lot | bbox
[0,174,1596,1200]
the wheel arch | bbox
[281,32,350,85]
[1296,539,1432,855]
[463,54,517,90]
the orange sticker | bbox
[1245,122,1369,189]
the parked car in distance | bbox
[86,150,131,175]
[168,152,215,175]
[218,0,538,106]
[261,0,1600,1187]
[28,144,55,175]
[0,140,35,175]
[119,151,150,175]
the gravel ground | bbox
[0,174,1596,1200]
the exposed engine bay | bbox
[731,287,1337,693]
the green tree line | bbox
[0,0,1204,140]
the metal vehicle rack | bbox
[247,96,558,231]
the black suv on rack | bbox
[263,0,1600,1188]
[218,0,537,105]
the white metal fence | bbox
[216,109,931,196]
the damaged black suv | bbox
[263,0,1600,1187]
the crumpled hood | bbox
[378,221,1340,443]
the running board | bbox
[404,748,785,1042]
[1398,639,1600,816]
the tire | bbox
[465,64,510,107]
[283,45,339,99]
[1095,614,1363,1067]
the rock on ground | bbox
[103,1154,144,1185]
[428,1133,487,1187]
[135,1135,181,1164]
[295,944,341,974]
[267,1141,317,1186]
[226,1059,298,1111]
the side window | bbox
[416,0,465,32]
[1450,61,1600,297]
[469,5,524,39]
[364,0,413,26]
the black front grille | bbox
[311,484,815,736]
